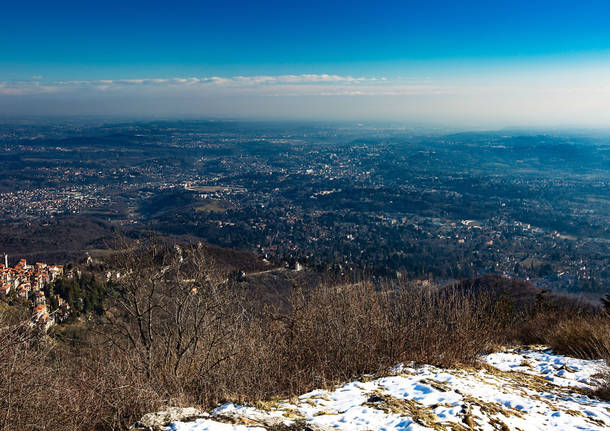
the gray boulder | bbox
[130,407,205,430]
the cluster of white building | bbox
[0,254,70,329]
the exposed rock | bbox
[130,407,205,430]
[264,423,336,431]
[212,413,284,428]
[212,412,285,427]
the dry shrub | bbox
[272,282,499,396]
[0,314,163,430]
[3,241,608,430]
[592,371,610,401]
[390,285,500,366]
[548,316,610,360]
[89,245,502,423]
[0,263,504,430]
[0,318,52,430]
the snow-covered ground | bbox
[166,348,610,431]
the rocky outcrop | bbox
[130,407,205,430]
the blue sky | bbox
[2,0,610,126]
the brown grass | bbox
[542,315,610,401]
[591,371,610,401]
[547,316,610,360]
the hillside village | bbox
[0,253,70,330]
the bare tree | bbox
[101,238,246,394]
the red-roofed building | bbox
[17,286,28,299]
[2,255,72,329]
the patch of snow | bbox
[483,348,606,388]
[165,348,610,430]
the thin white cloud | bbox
[5,71,610,128]
[5,64,610,126]
[0,74,389,96]
[4,73,610,100]
[0,74,463,101]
